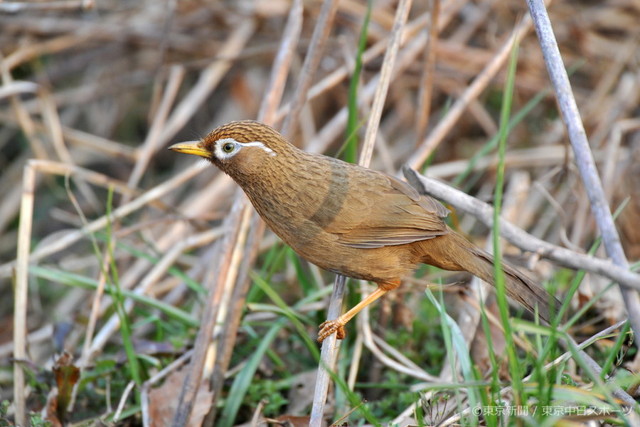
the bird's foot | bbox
[317,319,346,342]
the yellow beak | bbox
[168,141,210,158]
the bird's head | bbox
[169,120,289,178]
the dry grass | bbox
[1,0,639,425]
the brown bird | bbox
[170,120,557,342]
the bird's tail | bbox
[417,231,558,324]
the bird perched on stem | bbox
[170,120,557,342]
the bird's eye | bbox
[222,142,235,153]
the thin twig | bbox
[359,0,413,167]
[205,3,302,421]
[309,275,346,427]
[280,0,340,138]
[172,198,251,425]
[113,380,136,422]
[408,14,536,169]
[403,167,640,291]
[126,65,185,197]
[311,1,414,423]
[13,161,36,427]
[415,0,440,141]
[0,161,208,278]
[161,20,256,147]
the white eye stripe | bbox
[241,141,276,156]
[214,138,276,159]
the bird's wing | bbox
[323,169,450,248]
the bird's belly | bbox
[290,238,416,284]
[254,200,417,283]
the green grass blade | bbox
[492,40,523,403]
[452,62,583,189]
[103,187,143,385]
[30,265,198,327]
[251,272,320,358]
[451,90,548,189]
[228,273,380,425]
[344,0,372,163]
[216,319,286,427]
[600,321,631,381]
[425,289,479,425]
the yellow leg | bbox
[317,286,390,343]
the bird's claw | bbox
[317,319,346,342]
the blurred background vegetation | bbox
[1,0,639,425]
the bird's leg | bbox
[317,280,401,342]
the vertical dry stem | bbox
[13,161,36,427]
[526,0,640,340]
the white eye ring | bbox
[215,138,240,159]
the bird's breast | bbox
[242,155,350,232]
[237,156,419,283]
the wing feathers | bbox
[338,227,447,248]
[319,169,450,248]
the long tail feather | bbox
[417,230,558,324]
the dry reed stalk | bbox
[280,0,340,138]
[172,2,302,423]
[171,197,251,425]
[415,0,440,141]
[3,34,85,70]
[40,87,101,210]
[347,315,365,390]
[61,126,137,160]
[310,0,411,427]
[603,119,640,201]
[406,175,536,424]
[311,0,414,424]
[274,11,430,123]
[0,84,112,232]
[278,1,467,153]
[126,65,185,197]
[87,227,223,358]
[4,157,215,423]
[13,160,36,427]
[408,14,538,169]
[258,0,303,126]
[161,20,256,147]
[0,1,92,13]
[404,169,640,291]
[304,0,472,157]
[423,144,588,178]
[206,2,304,421]
[0,161,207,278]
[526,0,640,342]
